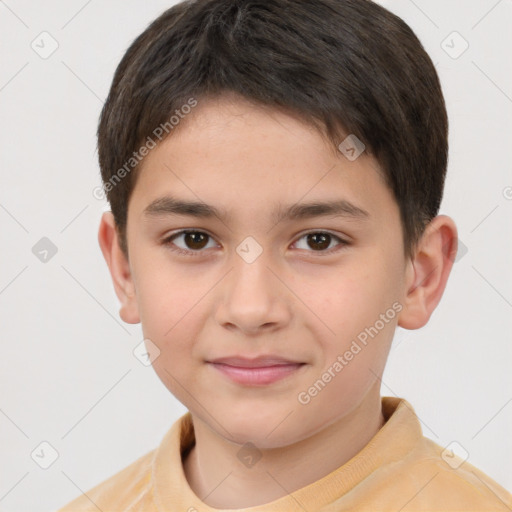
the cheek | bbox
[302,254,399,371]
[133,255,206,336]
[132,268,210,397]
[136,267,206,401]
[301,263,380,336]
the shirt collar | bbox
[152,396,423,511]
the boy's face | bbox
[110,95,414,446]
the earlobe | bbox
[397,215,458,330]
[97,212,140,324]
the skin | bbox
[98,93,458,509]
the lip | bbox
[206,356,306,386]
[207,355,304,368]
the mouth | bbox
[206,356,307,386]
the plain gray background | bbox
[1,1,511,510]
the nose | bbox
[214,252,292,335]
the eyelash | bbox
[161,230,350,257]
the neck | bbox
[183,386,385,509]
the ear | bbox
[97,212,140,324]
[397,215,458,330]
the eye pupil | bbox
[185,231,208,250]
[307,233,331,251]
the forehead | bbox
[130,96,396,225]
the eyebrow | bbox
[143,195,370,224]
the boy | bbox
[58,0,512,510]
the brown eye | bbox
[306,233,331,251]
[163,230,217,255]
[182,231,209,250]
[294,231,348,254]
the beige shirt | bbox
[57,397,512,511]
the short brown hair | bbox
[97,0,448,259]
